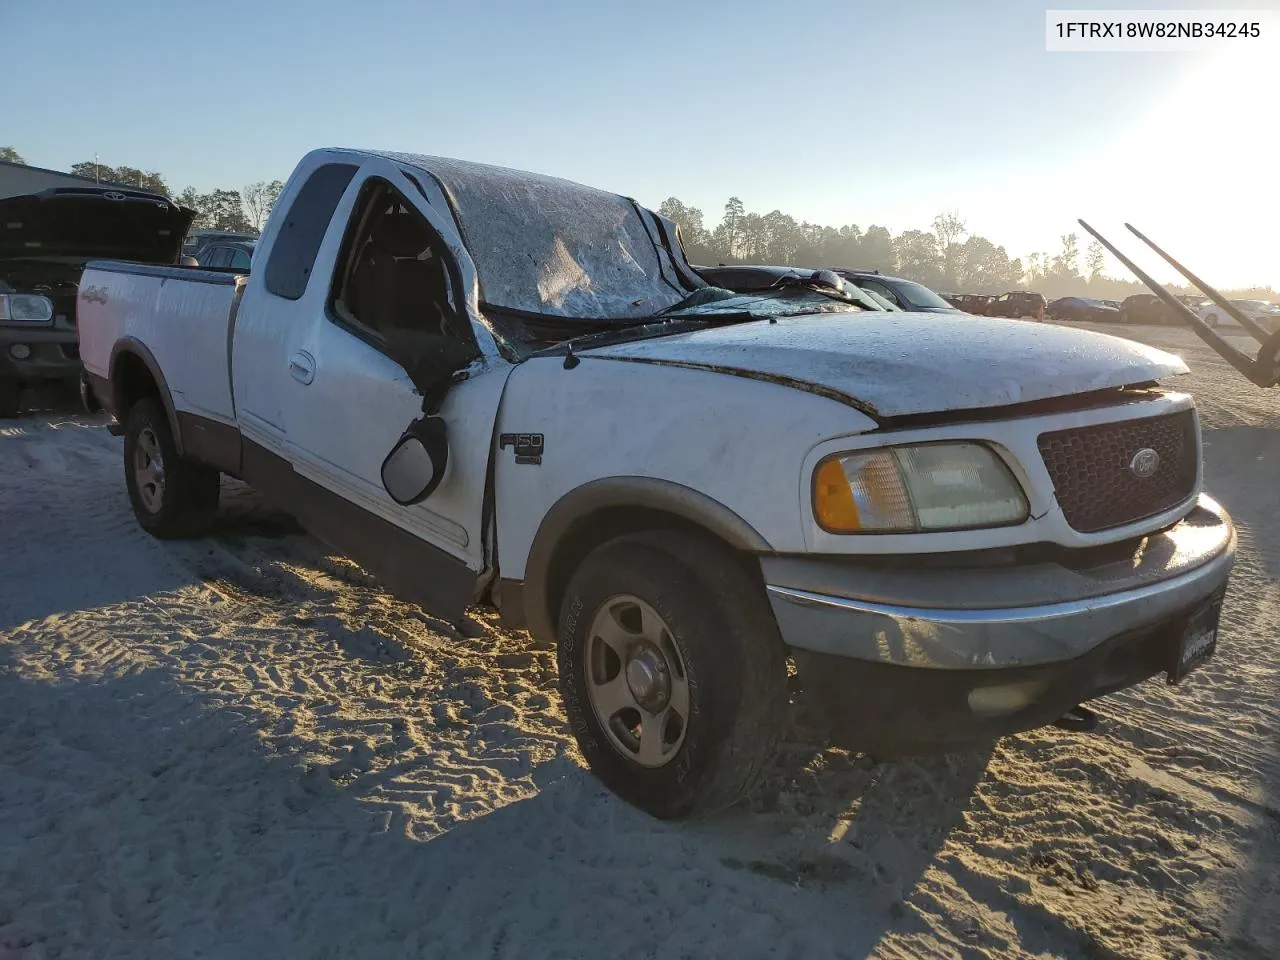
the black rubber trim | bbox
[107,337,185,456]
[85,260,241,286]
[175,412,241,475]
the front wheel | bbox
[557,531,787,820]
[123,398,220,539]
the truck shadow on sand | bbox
[1199,424,1280,957]
[0,647,1019,959]
[1201,425,1280,577]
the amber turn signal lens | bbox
[813,457,862,531]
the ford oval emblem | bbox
[103,191,126,201]
[1129,447,1161,479]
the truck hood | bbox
[585,312,1188,419]
[0,187,195,264]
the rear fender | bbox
[108,337,185,455]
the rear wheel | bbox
[557,530,787,820]
[123,398,220,539]
[0,378,20,418]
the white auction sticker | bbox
[1046,9,1278,51]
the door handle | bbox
[289,351,316,385]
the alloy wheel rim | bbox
[584,594,690,768]
[134,427,166,513]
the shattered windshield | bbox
[420,156,690,322]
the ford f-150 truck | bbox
[77,148,1236,819]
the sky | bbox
[4,0,1278,287]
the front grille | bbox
[1038,410,1197,533]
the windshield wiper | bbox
[526,312,760,359]
[647,285,742,320]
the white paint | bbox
[586,311,1189,418]
[493,358,877,577]
[78,267,240,424]
[230,154,508,573]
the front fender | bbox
[517,475,772,643]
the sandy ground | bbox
[1,323,1278,960]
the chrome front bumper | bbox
[763,494,1236,670]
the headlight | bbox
[813,442,1028,533]
[0,294,55,324]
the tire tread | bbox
[124,398,220,539]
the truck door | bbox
[231,160,512,623]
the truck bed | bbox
[78,261,248,425]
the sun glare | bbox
[1092,41,1280,289]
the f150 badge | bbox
[499,433,544,465]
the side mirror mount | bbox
[383,326,481,413]
[380,416,449,506]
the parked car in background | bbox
[1119,294,1177,325]
[1117,293,1207,325]
[1046,297,1121,323]
[1197,298,1280,332]
[944,293,993,314]
[694,264,900,311]
[0,185,193,417]
[985,291,1047,321]
[833,271,964,314]
[182,229,257,261]
[195,239,255,271]
[77,146,1236,820]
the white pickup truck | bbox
[77,148,1236,819]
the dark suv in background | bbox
[0,186,193,417]
[1117,293,1192,325]
[943,293,994,314]
[195,239,255,271]
[985,290,1047,321]
[181,229,257,262]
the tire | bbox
[0,378,19,418]
[1205,313,1219,328]
[123,397,220,539]
[557,530,787,820]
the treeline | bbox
[659,196,1277,301]
[3,147,1273,300]
[663,199,1024,294]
